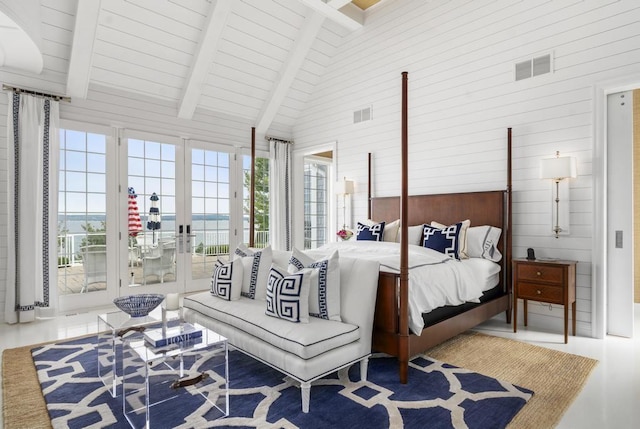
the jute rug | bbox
[2,331,597,429]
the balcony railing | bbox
[57,230,270,266]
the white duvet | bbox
[308,241,499,334]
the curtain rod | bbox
[2,84,71,102]
[265,135,293,144]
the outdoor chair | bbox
[142,240,176,285]
[80,245,107,293]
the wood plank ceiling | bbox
[32,0,387,136]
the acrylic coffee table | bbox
[121,323,229,429]
[97,307,181,397]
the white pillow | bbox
[431,219,471,259]
[467,226,502,262]
[364,218,400,242]
[234,244,273,300]
[210,258,243,301]
[402,225,424,245]
[265,264,311,323]
[287,248,341,321]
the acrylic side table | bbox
[122,324,229,429]
[97,307,181,397]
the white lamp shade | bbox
[540,156,577,180]
[335,179,354,195]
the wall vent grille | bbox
[353,106,372,124]
[515,53,552,81]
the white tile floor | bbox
[1,304,639,428]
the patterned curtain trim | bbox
[12,94,50,311]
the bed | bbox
[366,72,513,383]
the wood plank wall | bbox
[2,0,640,331]
[292,0,640,336]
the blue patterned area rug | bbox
[32,335,532,428]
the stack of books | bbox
[144,323,203,348]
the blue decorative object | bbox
[113,293,164,317]
[423,222,463,259]
[356,221,385,241]
[31,336,533,428]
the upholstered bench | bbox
[183,254,379,413]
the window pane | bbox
[87,153,105,173]
[65,130,86,151]
[87,173,105,193]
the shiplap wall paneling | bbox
[293,0,640,336]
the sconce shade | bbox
[540,155,577,180]
[335,178,354,195]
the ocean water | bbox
[57,215,235,255]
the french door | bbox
[120,132,243,295]
[56,125,251,310]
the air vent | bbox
[353,106,372,124]
[515,53,552,81]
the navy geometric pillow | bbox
[265,265,310,323]
[422,222,463,259]
[210,258,242,300]
[356,221,386,241]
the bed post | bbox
[249,127,256,247]
[399,71,410,384]
[506,127,513,322]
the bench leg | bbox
[301,381,311,413]
[360,357,369,382]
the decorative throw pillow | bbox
[422,222,463,259]
[210,258,243,301]
[364,219,399,242]
[288,248,341,321]
[234,244,273,300]
[467,225,503,262]
[265,264,311,323]
[396,224,425,245]
[356,221,385,241]
[431,219,471,259]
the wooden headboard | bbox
[371,190,505,231]
[370,190,509,279]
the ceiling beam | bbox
[177,0,233,119]
[296,0,362,31]
[255,12,325,135]
[66,0,101,99]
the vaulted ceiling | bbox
[1,0,387,135]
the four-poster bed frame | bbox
[367,72,513,383]
[248,72,513,384]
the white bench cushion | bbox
[184,292,360,360]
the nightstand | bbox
[512,258,577,343]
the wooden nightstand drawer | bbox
[515,264,564,285]
[517,282,563,303]
[512,258,577,344]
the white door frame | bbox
[119,129,183,296]
[292,141,337,250]
[57,120,118,312]
[593,75,640,339]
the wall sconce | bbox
[540,151,577,238]
[335,177,354,230]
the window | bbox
[304,159,329,249]
[243,155,270,248]
[57,129,107,294]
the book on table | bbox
[144,323,203,348]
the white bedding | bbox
[310,241,500,334]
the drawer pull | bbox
[537,290,541,295]
[536,271,541,276]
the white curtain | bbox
[5,92,60,323]
[269,139,292,251]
